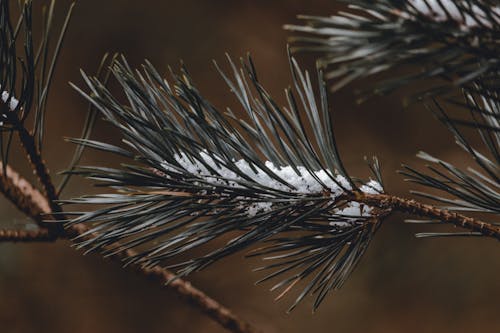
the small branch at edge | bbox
[0,162,51,222]
[355,192,500,240]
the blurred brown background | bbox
[1,1,499,332]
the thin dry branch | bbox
[120,249,261,333]
[0,162,51,222]
[1,107,59,216]
[15,123,61,215]
[355,192,500,240]
[3,107,65,236]
[65,224,262,333]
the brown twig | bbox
[65,224,262,333]
[0,105,58,211]
[354,192,500,240]
[0,162,52,223]
[66,222,261,332]
[15,123,61,215]
[2,107,64,236]
[121,249,261,333]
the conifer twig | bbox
[64,52,499,310]
[2,103,63,234]
[353,192,500,240]
[0,162,51,224]
[118,248,262,333]
[15,122,60,212]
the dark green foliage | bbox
[288,0,500,236]
[62,0,499,310]
[62,54,385,311]
[0,0,74,159]
[286,0,499,102]
[400,91,499,235]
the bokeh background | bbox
[1,1,499,332]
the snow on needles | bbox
[161,150,382,221]
[407,0,500,30]
[0,90,19,126]
[1,91,19,111]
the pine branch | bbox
[286,0,500,241]
[398,94,499,220]
[0,0,71,230]
[64,48,499,312]
[115,249,262,333]
[12,112,61,214]
[1,0,495,324]
[286,0,500,101]
[1,84,64,237]
[64,53,390,311]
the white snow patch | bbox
[360,180,383,195]
[1,91,19,111]
[162,151,383,220]
[336,202,372,217]
[0,90,20,126]
[329,201,374,228]
[246,201,273,217]
[406,0,500,30]
[162,150,351,197]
